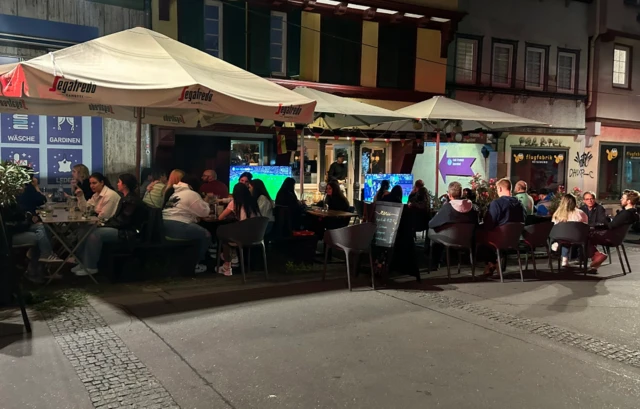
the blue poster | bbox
[47,148,83,185]
[1,113,40,144]
[1,147,40,174]
[47,116,82,145]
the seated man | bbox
[428,181,478,269]
[408,179,429,210]
[480,178,526,275]
[514,180,534,216]
[588,190,640,268]
[200,169,229,199]
[579,191,608,226]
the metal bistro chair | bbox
[322,223,377,291]
[427,223,476,280]
[591,223,632,275]
[216,217,270,283]
[521,221,554,276]
[549,222,590,275]
[476,222,525,283]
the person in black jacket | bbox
[580,191,607,226]
[588,190,640,268]
[71,164,93,201]
[17,174,46,213]
[428,181,478,269]
[275,177,306,230]
[379,185,403,203]
[71,173,146,276]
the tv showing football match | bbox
[229,166,292,199]
[363,174,414,203]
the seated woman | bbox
[250,179,274,233]
[217,183,261,276]
[322,181,350,212]
[17,172,63,264]
[77,173,121,220]
[551,193,588,267]
[275,177,306,230]
[143,169,168,208]
[71,164,93,201]
[408,179,429,209]
[163,175,212,274]
[374,180,390,202]
[71,174,147,276]
[162,169,185,207]
[379,185,403,203]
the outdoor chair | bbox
[426,223,476,281]
[590,223,632,275]
[476,222,525,283]
[0,215,31,333]
[521,221,554,276]
[353,199,365,224]
[549,222,590,274]
[216,217,270,283]
[322,222,377,291]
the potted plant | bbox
[0,161,33,305]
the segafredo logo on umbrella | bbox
[88,104,114,114]
[178,87,213,103]
[163,114,186,124]
[274,104,303,118]
[49,76,97,97]
[0,98,28,110]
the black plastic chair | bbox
[521,221,554,276]
[591,223,632,274]
[323,223,377,291]
[353,199,365,224]
[549,222,590,274]
[216,217,270,283]
[476,222,525,283]
[0,213,31,333]
[427,223,476,280]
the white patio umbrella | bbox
[0,27,316,176]
[366,96,547,195]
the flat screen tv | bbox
[364,174,414,204]
[229,166,292,199]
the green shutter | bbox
[377,24,416,90]
[287,9,301,78]
[247,4,271,77]
[223,0,247,69]
[319,16,361,86]
[178,0,204,50]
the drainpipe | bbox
[586,0,601,110]
[144,0,152,29]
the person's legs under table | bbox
[82,227,120,270]
[163,220,211,263]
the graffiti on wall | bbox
[570,151,594,179]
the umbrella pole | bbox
[299,130,305,198]
[135,107,142,180]
[435,130,440,197]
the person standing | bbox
[579,191,607,226]
[514,180,534,216]
[327,154,347,182]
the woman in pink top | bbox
[551,193,588,266]
[77,173,121,220]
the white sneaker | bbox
[551,242,559,252]
[39,254,64,263]
[71,264,83,273]
[194,264,207,274]
[231,254,239,268]
[74,268,98,276]
[216,265,233,276]
[561,256,568,267]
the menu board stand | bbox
[372,202,404,281]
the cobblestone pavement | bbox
[46,305,179,409]
[398,290,640,369]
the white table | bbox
[38,208,100,284]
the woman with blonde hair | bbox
[162,169,185,206]
[71,163,92,200]
[552,193,588,266]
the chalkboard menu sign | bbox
[373,202,404,248]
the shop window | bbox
[510,148,567,193]
[557,50,577,93]
[491,41,515,87]
[290,139,318,185]
[525,46,547,91]
[613,45,631,89]
[598,144,640,201]
[455,37,478,84]
[270,11,287,76]
[230,140,263,166]
[204,0,223,58]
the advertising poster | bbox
[0,114,103,186]
[411,142,495,197]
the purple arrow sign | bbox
[439,150,476,179]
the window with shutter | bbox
[456,38,476,84]
[492,43,513,87]
[525,47,545,91]
[204,0,223,58]
[557,52,576,93]
[270,12,287,76]
[613,45,631,88]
